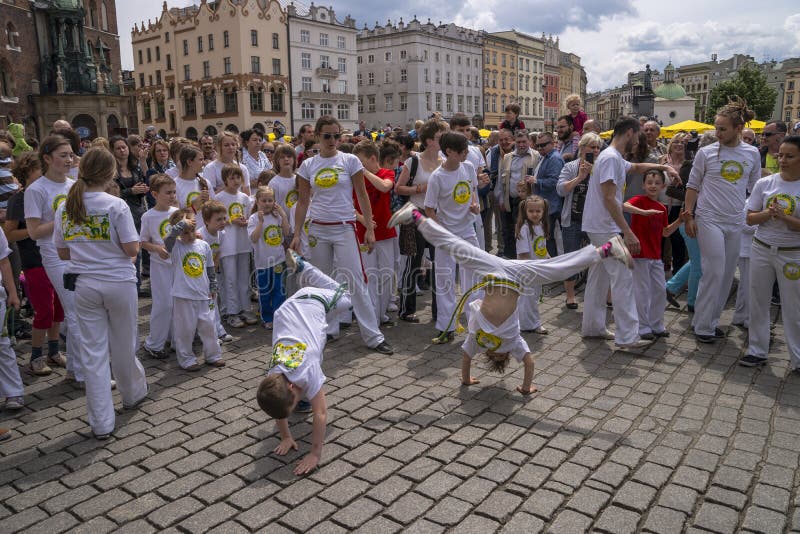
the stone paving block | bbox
[354,516,404,534]
[546,509,592,533]
[195,473,246,504]
[551,462,590,488]
[6,480,68,512]
[750,483,790,513]
[642,506,687,534]
[157,471,215,501]
[415,471,461,500]
[565,486,611,517]
[178,502,238,532]
[110,519,157,534]
[236,498,288,530]
[319,477,371,507]
[107,492,167,523]
[3,507,49,533]
[330,497,384,529]
[590,461,630,488]
[475,490,523,522]
[41,484,98,515]
[385,492,435,525]
[366,474,413,506]
[741,506,786,534]
[500,511,545,533]
[522,488,564,520]
[658,484,699,515]
[712,465,754,493]
[453,514,500,534]
[477,459,517,484]
[278,496,337,531]
[613,481,657,513]
[71,488,131,521]
[94,465,145,491]
[693,502,740,534]
[632,462,673,488]
[595,505,640,534]
[66,515,117,534]
[124,468,177,497]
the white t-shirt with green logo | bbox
[215,190,252,258]
[23,175,74,263]
[170,239,214,300]
[248,212,285,270]
[140,206,178,266]
[424,161,478,238]
[746,173,800,248]
[297,152,362,223]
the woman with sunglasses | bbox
[241,129,272,191]
[289,115,393,355]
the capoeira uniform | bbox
[515,223,548,331]
[0,231,23,404]
[215,190,252,317]
[140,206,178,352]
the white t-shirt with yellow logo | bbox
[140,206,178,266]
[424,161,478,238]
[515,223,548,259]
[297,152,362,223]
[215,190,252,258]
[461,300,529,361]
[746,173,800,248]
[170,239,214,300]
[268,174,298,230]
[24,175,75,263]
[248,212,285,270]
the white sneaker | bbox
[387,202,416,227]
[583,329,615,340]
[227,315,245,328]
[615,338,653,350]
[4,396,24,410]
[607,235,633,269]
[219,333,234,343]
[240,311,259,325]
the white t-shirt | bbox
[461,300,529,362]
[581,147,631,234]
[404,155,440,209]
[516,223,548,259]
[466,145,485,174]
[165,167,180,178]
[198,227,222,267]
[215,190,252,258]
[175,176,214,211]
[203,160,251,193]
[140,206,178,266]
[0,231,12,285]
[248,212,285,269]
[297,152,362,223]
[746,173,800,248]
[269,174,299,230]
[424,161,478,238]
[53,192,138,283]
[687,141,761,226]
[24,176,75,262]
[170,239,214,300]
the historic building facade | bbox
[481,33,518,129]
[491,30,546,130]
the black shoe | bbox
[654,330,670,338]
[295,400,312,413]
[666,290,680,308]
[714,327,726,338]
[739,354,767,367]
[372,341,394,355]
[640,333,656,340]
[326,334,338,343]
[696,333,716,343]
[565,301,578,310]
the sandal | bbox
[400,314,420,323]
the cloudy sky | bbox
[118,0,800,92]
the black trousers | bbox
[500,196,522,258]
[399,227,437,319]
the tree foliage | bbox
[708,64,777,121]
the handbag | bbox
[397,155,420,255]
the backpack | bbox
[390,155,418,213]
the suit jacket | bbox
[494,149,540,212]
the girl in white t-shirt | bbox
[53,148,148,439]
[203,131,251,195]
[175,145,213,215]
[516,196,550,334]
[269,144,301,238]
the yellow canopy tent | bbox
[744,120,765,133]
[600,130,613,139]
[479,129,492,139]
[660,120,715,139]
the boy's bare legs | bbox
[461,352,479,386]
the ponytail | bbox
[65,147,116,225]
[65,179,88,225]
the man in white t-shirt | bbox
[581,117,679,349]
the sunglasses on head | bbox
[321,133,342,140]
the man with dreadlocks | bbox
[388,202,634,394]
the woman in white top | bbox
[203,131,251,195]
[53,148,148,439]
[741,136,800,369]
[289,115,393,355]
[241,129,272,190]
[684,98,761,343]
[394,119,448,322]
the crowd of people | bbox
[0,95,798,475]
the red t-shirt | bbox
[354,167,398,243]
[628,195,667,260]
[572,110,588,136]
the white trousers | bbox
[144,261,173,351]
[0,296,23,398]
[748,243,800,366]
[732,257,750,328]
[474,213,486,251]
[306,222,383,347]
[173,297,222,368]
[44,259,84,381]
[518,284,542,330]
[434,232,480,332]
[633,258,667,335]
[74,278,147,435]
[693,217,741,336]
[221,252,252,316]
[582,232,639,345]
[361,239,395,323]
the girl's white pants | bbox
[692,217,741,336]
[44,259,84,381]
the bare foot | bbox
[516,385,538,395]
[462,377,480,386]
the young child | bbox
[258,250,350,475]
[268,144,301,232]
[216,164,257,328]
[623,170,683,339]
[198,201,233,343]
[248,186,290,328]
[0,228,23,410]
[353,140,399,324]
[175,145,213,222]
[515,196,550,334]
[164,209,225,370]
[389,202,633,393]
[139,174,178,359]
[424,132,480,342]
[565,94,588,136]
[498,103,525,133]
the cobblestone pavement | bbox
[1,283,799,533]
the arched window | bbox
[100,2,109,31]
[186,126,198,140]
[0,59,17,99]
[89,1,97,27]
[204,125,218,137]
[6,23,19,49]
[249,86,264,112]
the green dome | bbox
[655,83,687,100]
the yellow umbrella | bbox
[600,130,613,139]
[660,120,715,139]
[745,120,765,133]
[283,135,292,142]
[479,129,491,139]
[267,133,276,141]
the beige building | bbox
[784,65,800,126]
[482,33,518,129]
[491,30,545,130]
[131,0,290,140]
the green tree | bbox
[708,64,777,121]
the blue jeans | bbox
[256,267,286,323]
[561,223,586,282]
[665,225,701,306]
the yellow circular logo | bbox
[182,251,205,278]
[534,236,548,258]
[303,219,310,235]
[359,243,369,253]
[452,181,471,204]
[314,168,339,189]
[768,193,796,216]
[52,194,67,212]
[210,242,219,261]
[228,202,245,220]
[783,262,800,281]
[158,219,173,239]
[286,190,299,208]
[720,160,744,183]
[308,235,317,248]
[263,224,282,246]
[186,190,200,207]
[274,263,284,274]
[476,329,502,351]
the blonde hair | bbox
[149,173,175,193]
[90,137,110,150]
[65,147,116,225]
[565,94,582,107]
[251,186,275,214]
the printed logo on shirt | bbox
[303,219,310,234]
[452,181,471,204]
[52,194,67,213]
[270,341,307,369]
[475,329,502,351]
[286,190,299,208]
[61,212,111,241]
[228,202,245,220]
[186,190,200,207]
[720,160,744,183]
[534,236,548,258]
[263,225,282,246]
[209,242,220,263]
[308,234,317,248]
[783,262,800,281]
[158,219,172,239]
[182,251,205,278]
[314,167,340,189]
[767,193,797,216]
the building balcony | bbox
[297,91,356,102]
[316,67,339,78]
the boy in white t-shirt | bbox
[139,174,179,359]
[257,250,351,475]
[164,210,225,370]
[198,201,233,343]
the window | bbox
[272,59,281,75]
[368,72,374,85]
[156,46,160,61]
[320,55,330,69]
[368,54,375,63]
[785,111,792,122]
[435,70,440,84]
[501,54,506,67]
[250,87,263,111]
[183,65,190,81]
[197,36,203,53]
[251,56,260,74]
[302,77,312,92]
[337,104,349,120]
[457,73,462,86]
[788,81,794,90]
[446,94,452,112]
[458,56,462,65]
[492,73,497,89]
[466,96,471,113]
[357,73,362,86]
[384,71,391,84]
[224,88,237,113]
[385,94,393,112]
[320,103,332,116]
[357,56,362,64]
[446,54,450,64]
[147,48,152,63]
[301,53,311,70]
[358,97,364,114]
[272,33,279,49]
[446,72,451,85]
[320,33,329,47]
[400,69,407,82]
[208,34,214,51]
[168,85,175,99]
[301,30,310,44]
[466,74,470,87]
[492,52,497,65]
[474,96,479,113]
[491,95,497,113]
[100,1,108,31]
[223,57,231,75]
[301,102,314,119]
[142,100,152,121]
[457,95,463,112]
[338,80,347,94]
[202,61,210,78]
[337,36,346,49]
[251,30,258,46]
[223,31,229,48]
[270,88,284,111]
[423,50,428,61]
[203,90,216,114]
[399,94,407,111]
[184,93,196,116]
[338,57,347,73]
[467,57,471,67]
[368,95,376,112]
[138,50,143,65]
[788,94,794,105]
[426,92,431,111]
[156,70,162,85]
[321,79,330,93]
[138,73,144,88]
[501,75,505,90]
[435,93,441,111]
[165,32,170,43]
[400,50,407,60]
[183,40,188,55]
[424,69,430,83]
[149,75,153,86]
[385,51,392,62]
[435,52,439,62]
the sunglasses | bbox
[763,132,782,137]
[535,141,551,149]
[263,149,275,154]
[321,133,342,140]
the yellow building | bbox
[131,0,290,139]
[491,30,545,130]
[482,34,518,129]
[784,66,800,126]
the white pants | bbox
[306,222,383,347]
[0,296,23,398]
[74,278,147,435]
[434,232,480,332]
[474,212,485,251]
[732,257,750,328]
[44,259,84,381]
[144,261,173,351]
[173,297,222,368]
[362,239,395,323]
[221,252,252,316]
[693,217,741,336]
[633,258,667,335]
[748,243,800,367]
[518,284,542,331]
[582,232,639,345]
